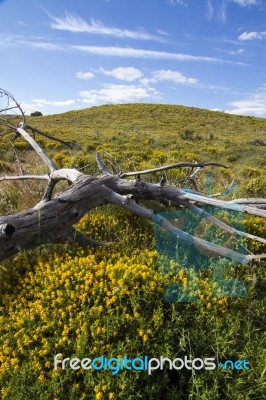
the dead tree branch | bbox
[119,161,228,178]
[0,88,265,265]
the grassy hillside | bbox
[32,104,266,165]
[0,104,265,400]
[1,103,265,203]
[29,103,266,142]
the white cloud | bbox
[238,31,266,41]
[206,0,214,19]
[167,0,187,6]
[73,45,238,64]
[152,69,198,85]
[139,78,153,86]
[79,84,160,104]
[32,99,75,107]
[21,98,75,114]
[0,34,242,65]
[29,42,65,51]
[49,12,163,42]
[76,71,95,80]
[0,34,65,51]
[156,29,169,36]
[226,90,266,117]
[100,67,143,81]
[229,48,244,55]
[20,102,41,114]
[231,0,258,5]
[208,0,259,21]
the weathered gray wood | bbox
[17,125,57,172]
[0,175,49,182]
[119,161,227,178]
[0,174,108,261]
[0,174,265,263]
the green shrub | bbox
[0,161,11,172]
[180,129,194,140]
[52,153,72,168]
[30,111,43,117]
[226,154,240,162]
[244,177,266,197]
[13,141,29,151]
[45,141,62,150]
[241,167,261,178]
[86,141,101,152]
[205,146,219,154]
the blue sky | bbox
[1,0,266,116]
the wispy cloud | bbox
[0,33,244,65]
[48,11,164,42]
[79,84,160,104]
[229,48,244,55]
[76,71,95,80]
[206,0,214,19]
[207,0,259,21]
[216,45,244,56]
[167,0,187,6]
[0,33,17,47]
[156,29,169,36]
[73,45,241,64]
[29,42,65,51]
[238,31,266,40]
[231,0,258,5]
[0,34,65,50]
[100,67,143,81]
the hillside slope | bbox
[1,103,266,199]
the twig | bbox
[0,174,49,182]
[96,152,113,176]
[26,124,82,151]
[17,124,57,172]
[119,162,227,178]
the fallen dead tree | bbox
[0,88,266,264]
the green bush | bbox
[30,111,43,117]
[241,167,261,178]
[13,141,29,151]
[0,161,11,172]
[244,177,266,197]
[52,153,72,168]
[180,129,194,140]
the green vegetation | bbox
[1,103,266,203]
[30,111,43,117]
[0,104,265,399]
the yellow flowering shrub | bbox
[244,216,266,253]
[0,212,265,399]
